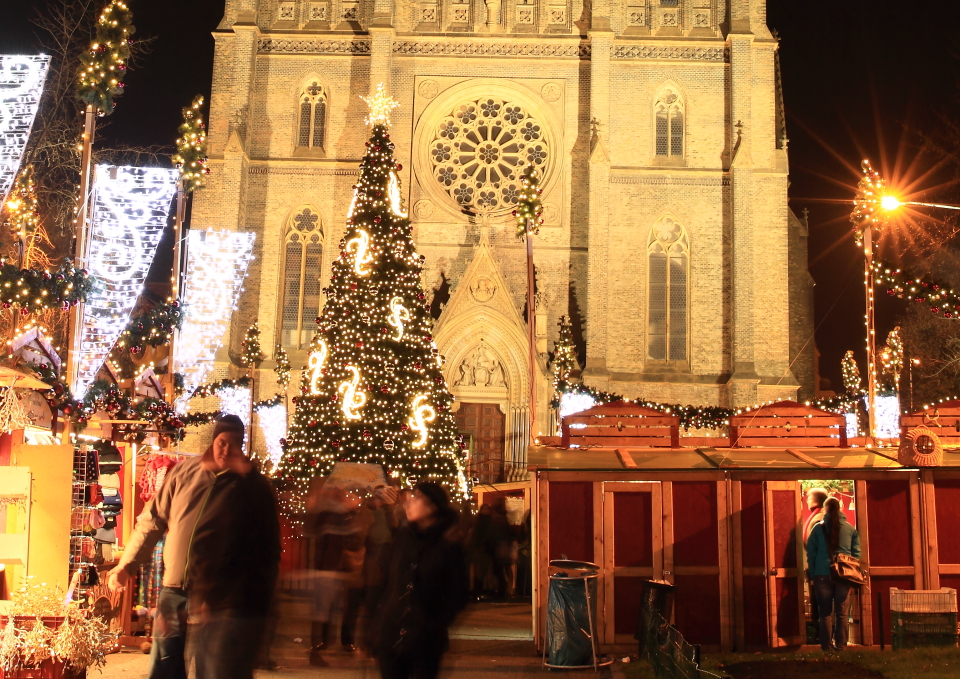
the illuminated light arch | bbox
[0,55,50,203]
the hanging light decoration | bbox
[74,165,178,397]
[0,55,50,204]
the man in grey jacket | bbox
[108,415,247,679]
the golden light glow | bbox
[345,229,374,276]
[339,366,366,420]
[408,394,436,448]
[387,172,407,217]
[881,195,901,211]
[387,296,410,340]
[361,83,400,127]
[307,339,328,395]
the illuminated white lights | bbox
[408,394,436,448]
[347,192,357,219]
[345,230,373,276]
[387,297,410,340]
[307,338,328,395]
[0,55,50,203]
[257,401,288,468]
[339,366,366,420]
[873,394,900,439]
[175,230,256,411]
[361,83,400,127]
[75,165,179,397]
[387,172,407,217]
[559,392,596,418]
[844,412,859,439]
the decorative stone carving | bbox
[542,203,560,224]
[516,5,534,23]
[413,199,436,219]
[342,2,359,20]
[540,82,561,102]
[309,3,328,20]
[627,6,646,26]
[258,39,371,54]
[428,96,549,214]
[549,8,565,23]
[612,45,727,61]
[693,10,710,28]
[452,5,469,21]
[470,277,497,303]
[454,340,507,388]
[660,9,678,26]
[278,2,296,20]
[393,42,589,57]
[418,79,440,99]
[421,6,438,22]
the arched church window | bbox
[655,88,684,157]
[429,97,551,214]
[280,207,324,349]
[647,216,688,362]
[297,82,327,150]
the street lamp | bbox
[851,159,900,440]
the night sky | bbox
[2,0,959,394]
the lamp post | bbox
[909,358,920,412]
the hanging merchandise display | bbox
[0,55,50,203]
[174,229,255,410]
[278,84,466,507]
[73,165,178,398]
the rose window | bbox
[429,97,550,213]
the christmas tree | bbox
[841,351,862,396]
[240,322,265,369]
[274,344,291,388]
[278,85,466,507]
[551,315,578,404]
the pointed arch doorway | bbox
[456,402,506,485]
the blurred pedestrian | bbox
[185,419,281,679]
[107,415,252,679]
[369,482,469,679]
[806,496,861,651]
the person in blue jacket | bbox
[806,496,861,651]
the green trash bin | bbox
[543,560,601,670]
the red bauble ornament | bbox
[362,430,372,440]
[414,362,423,370]
[331,394,339,401]
[356,341,364,348]
[351,283,358,291]
[380,386,389,393]
[309,459,318,467]
[400,424,409,432]
[396,163,402,171]
[332,439,341,448]
[308,420,317,427]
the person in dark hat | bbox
[367,481,469,679]
[108,415,278,679]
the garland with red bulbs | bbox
[872,259,960,319]
[0,261,94,315]
[112,299,183,358]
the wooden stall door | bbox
[763,481,805,647]
[602,482,663,644]
[455,402,505,484]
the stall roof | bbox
[527,444,920,471]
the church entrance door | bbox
[456,402,506,485]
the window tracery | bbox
[647,216,688,362]
[280,207,324,349]
[655,87,684,158]
[297,81,327,150]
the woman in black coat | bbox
[368,482,469,679]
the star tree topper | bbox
[362,83,400,127]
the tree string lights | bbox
[0,260,92,313]
[278,84,466,508]
[171,95,208,193]
[74,165,178,398]
[0,56,50,204]
[872,258,960,318]
[513,165,544,239]
[551,315,578,408]
[173,229,255,410]
[254,395,287,469]
[881,327,904,393]
[850,159,887,245]
[274,344,291,388]
[842,350,863,395]
[76,0,134,115]
[190,376,252,399]
[112,299,183,358]
[240,322,265,368]
[5,165,39,263]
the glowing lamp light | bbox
[408,393,436,448]
[559,392,596,418]
[339,366,366,420]
[174,230,256,410]
[74,165,179,397]
[880,195,901,211]
[0,55,50,204]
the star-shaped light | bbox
[362,83,400,127]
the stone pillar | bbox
[728,30,759,406]
[582,21,613,386]
[368,21,395,94]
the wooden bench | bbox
[560,401,680,448]
[901,401,960,446]
[729,400,847,448]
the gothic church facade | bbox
[192,0,814,476]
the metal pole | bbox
[63,104,97,443]
[863,224,877,440]
[166,179,188,408]
[525,220,537,444]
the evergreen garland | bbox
[513,165,544,240]
[0,260,95,315]
[850,159,887,245]
[76,0,135,114]
[872,259,960,318]
[113,300,183,357]
[191,377,252,399]
[5,165,40,247]
[172,95,208,193]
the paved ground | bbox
[97,601,625,678]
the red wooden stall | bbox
[530,402,960,652]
